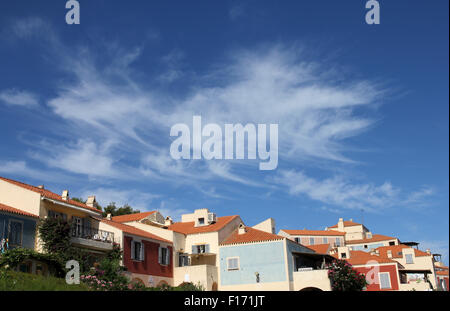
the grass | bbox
[0,269,90,291]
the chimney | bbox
[387,250,392,258]
[106,213,112,220]
[86,195,96,207]
[62,190,69,201]
[349,218,353,222]
[337,218,344,231]
[426,249,431,255]
[165,216,173,226]
[370,249,376,256]
[38,185,44,189]
[238,223,247,235]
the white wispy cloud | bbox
[0,89,39,107]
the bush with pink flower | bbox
[326,259,367,291]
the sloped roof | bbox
[220,227,284,245]
[376,245,431,258]
[329,220,362,228]
[168,215,239,235]
[281,229,345,236]
[345,234,398,245]
[0,176,102,214]
[307,243,332,254]
[345,250,398,266]
[0,203,39,219]
[101,219,172,244]
[112,211,156,223]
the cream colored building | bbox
[0,176,114,255]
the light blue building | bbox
[0,203,38,251]
[219,224,333,291]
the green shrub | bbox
[326,259,367,291]
[0,269,89,291]
[0,248,64,277]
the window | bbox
[341,253,347,259]
[379,272,391,289]
[178,253,189,267]
[48,210,67,220]
[309,237,314,245]
[323,237,328,244]
[367,233,372,239]
[159,246,170,265]
[227,257,239,270]
[405,254,414,264]
[198,218,205,225]
[8,220,23,247]
[294,237,300,243]
[131,241,144,261]
[335,239,341,247]
[364,245,368,249]
[389,241,395,246]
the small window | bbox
[379,272,391,289]
[335,239,341,247]
[309,237,314,245]
[132,241,143,261]
[323,237,328,244]
[178,253,189,267]
[341,253,347,259]
[364,245,368,249]
[227,257,239,270]
[197,244,206,253]
[8,220,23,247]
[405,254,414,264]
[198,218,205,225]
[159,246,170,265]
[294,237,300,243]
[389,241,395,246]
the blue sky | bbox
[0,1,448,262]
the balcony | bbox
[293,269,332,291]
[70,224,115,251]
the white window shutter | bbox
[158,246,162,264]
[165,247,170,265]
[131,240,135,260]
[141,242,145,261]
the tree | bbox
[326,259,368,291]
[102,203,140,217]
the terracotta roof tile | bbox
[168,215,239,235]
[436,270,449,276]
[112,211,156,223]
[376,245,431,258]
[346,234,398,245]
[220,227,284,245]
[0,176,102,214]
[281,229,345,236]
[0,203,39,219]
[307,244,332,254]
[345,250,398,266]
[101,219,172,244]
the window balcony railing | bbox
[71,224,115,244]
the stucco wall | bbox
[219,241,287,287]
[0,212,37,249]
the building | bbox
[327,218,399,251]
[0,202,39,251]
[219,223,334,291]
[100,218,173,287]
[278,229,346,247]
[376,244,437,290]
[0,176,114,256]
[332,249,401,291]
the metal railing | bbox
[71,224,115,244]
